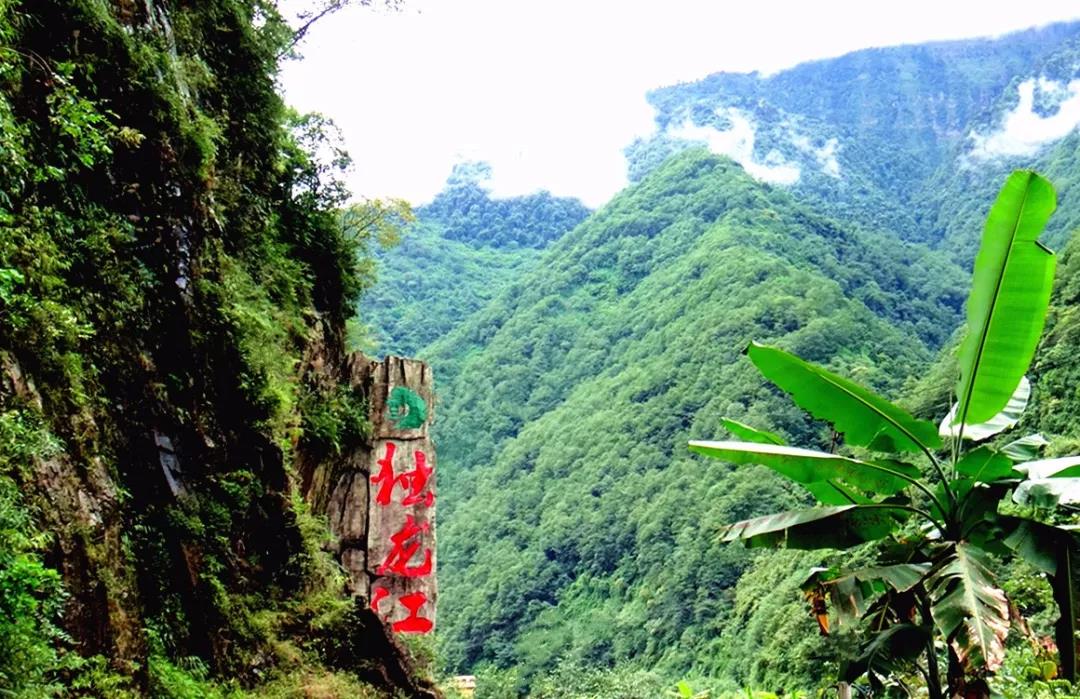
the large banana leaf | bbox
[928,543,1010,672]
[1013,478,1080,507]
[955,447,1014,483]
[720,417,786,445]
[1012,456,1080,506]
[941,376,1030,442]
[689,440,920,494]
[1001,433,1049,462]
[720,505,910,550]
[747,342,940,453]
[954,170,1056,427]
[1014,455,1080,479]
[1000,516,1060,574]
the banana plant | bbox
[690,171,1080,698]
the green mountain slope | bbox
[361,164,589,356]
[360,223,542,356]
[631,21,1080,251]
[357,22,1080,694]
[425,150,967,688]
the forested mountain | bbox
[628,21,1080,256]
[360,164,589,356]
[429,151,967,691]
[419,162,590,249]
[355,20,1080,695]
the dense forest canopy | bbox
[359,164,590,357]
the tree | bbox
[691,170,1080,697]
[340,197,413,352]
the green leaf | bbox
[942,376,1030,441]
[955,170,1056,426]
[928,543,1010,672]
[1001,433,1049,462]
[720,417,785,445]
[747,342,940,453]
[689,440,920,495]
[1000,516,1061,575]
[803,480,870,505]
[852,563,932,593]
[1013,478,1080,508]
[841,624,932,686]
[1014,455,1080,479]
[720,505,910,550]
[955,447,1014,483]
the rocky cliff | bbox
[0,1,434,695]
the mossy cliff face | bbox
[0,1,433,695]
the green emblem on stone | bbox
[387,387,428,429]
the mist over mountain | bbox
[628,21,1080,252]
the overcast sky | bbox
[278,1,1080,208]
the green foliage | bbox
[361,220,542,356]
[0,475,67,696]
[0,405,68,696]
[697,171,1080,696]
[299,382,371,456]
[360,165,588,357]
[0,0,411,694]
[419,161,590,249]
[428,151,966,690]
[1029,236,1080,440]
[148,645,226,699]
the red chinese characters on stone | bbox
[377,514,433,578]
[370,436,435,634]
[401,451,434,506]
[371,586,433,634]
[370,585,391,613]
[371,443,435,507]
[392,592,434,634]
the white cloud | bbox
[668,109,801,185]
[790,133,842,177]
[967,77,1080,160]
[279,0,1080,207]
